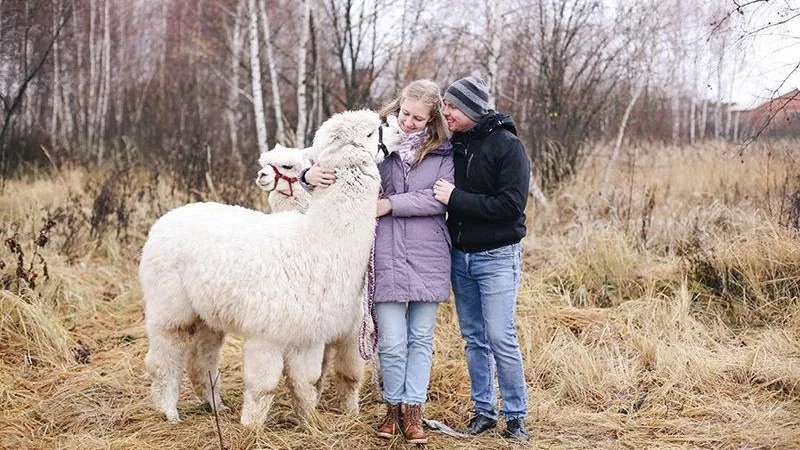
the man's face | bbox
[443,100,477,133]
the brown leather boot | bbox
[401,403,428,444]
[375,403,400,439]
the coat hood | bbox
[464,111,518,139]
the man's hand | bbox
[305,165,336,187]
[376,198,392,217]
[434,179,455,205]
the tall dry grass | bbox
[1,141,799,449]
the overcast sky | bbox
[728,1,800,109]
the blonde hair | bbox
[379,79,448,165]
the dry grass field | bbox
[1,140,799,449]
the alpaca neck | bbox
[268,188,311,213]
[304,163,379,247]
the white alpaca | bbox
[139,110,402,426]
[254,115,399,404]
[255,144,312,213]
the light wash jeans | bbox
[451,242,528,420]
[375,301,439,405]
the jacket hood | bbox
[430,139,454,156]
[467,112,518,139]
[387,139,453,160]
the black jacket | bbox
[446,112,530,252]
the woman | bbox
[304,79,453,444]
[371,79,453,444]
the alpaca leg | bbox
[331,330,364,414]
[286,343,325,421]
[144,331,188,422]
[187,323,228,413]
[240,339,283,427]
[315,344,336,402]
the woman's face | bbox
[397,99,431,134]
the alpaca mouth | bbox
[256,173,274,190]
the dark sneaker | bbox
[466,414,497,436]
[503,418,530,441]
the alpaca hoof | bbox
[339,397,359,414]
[240,412,265,428]
[165,411,181,423]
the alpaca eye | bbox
[281,165,293,170]
[367,131,374,138]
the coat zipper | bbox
[456,143,473,247]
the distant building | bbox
[736,89,800,140]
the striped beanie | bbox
[444,76,490,122]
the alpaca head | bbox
[255,144,312,194]
[309,110,403,166]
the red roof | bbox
[738,88,800,137]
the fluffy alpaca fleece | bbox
[256,144,312,213]
[139,109,403,426]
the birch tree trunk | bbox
[700,98,708,139]
[602,82,643,192]
[671,91,680,144]
[714,37,725,140]
[485,0,504,108]
[22,0,32,134]
[294,0,311,147]
[193,0,205,126]
[670,0,684,145]
[310,8,325,130]
[226,0,246,169]
[159,0,168,118]
[114,1,128,144]
[50,0,61,148]
[97,0,111,163]
[689,98,696,144]
[258,0,285,144]
[88,0,99,153]
[528,174,549,207]
[248,0,269,155]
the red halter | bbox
[269,165,299,197]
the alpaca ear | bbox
[385,114,399,129]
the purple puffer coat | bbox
[374,141,455,303]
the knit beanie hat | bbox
[444,76,490,122]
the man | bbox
[433,76,531,442]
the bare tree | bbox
[294,0,311,146]
[321,0,383,109]
[97,0,111,163]
[0,0,70,171]
[257,0,285,144]
[248,0,268,154]
[516,0,632,190]
[226,0,246,169]
[483,0,504,108]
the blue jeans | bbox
[375,301,439,405]
[451,243,528,420]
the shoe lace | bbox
[384,405,399,423]
[405,405,422,426]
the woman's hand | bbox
[376,199,392,217]
[304,165,336,187]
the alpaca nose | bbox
[256,171,273,188]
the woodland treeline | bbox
[0,0,796,190]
